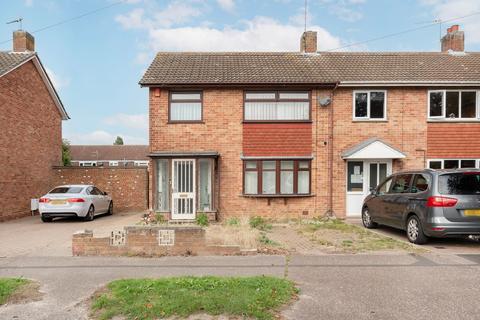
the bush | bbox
[155,213,165,224]
[227,217,240,226]
[196,213,209,227]
[249,216,272,231]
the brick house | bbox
[140,25,480,221]
[70,145,149,167]
[0,30,69,221]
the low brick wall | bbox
[72,226,241,257]
[52,167,148,212]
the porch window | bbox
[428,90,478,120]
[243,159,311,195]
[169,92,202,122]
[199,159,213,211]
[244,91,310,121]
[347,161,363,192]
[353,91,386,120]
[156,159,170,211]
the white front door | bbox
[171,159,196,220]
[346,160,392,217]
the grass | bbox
[298,218,420,253]
[249,216,273,231]
[0,278,30,305]
[91,276,298,320]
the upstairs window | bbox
[428,90,478,120]
[169,92,202,122]
[244,91,310,121]
[353,91,386,120]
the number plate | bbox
[50,200,67,205]
[464,209,480,216]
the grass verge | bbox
[0,278,39,305]
[91,276,298,320]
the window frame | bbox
[427,90,480,121]
[427,158,480,169]
[79,161,97,167]
[168,91,204,123]
[134,161,149,167]
[243,90,312,123]
[352,90,387,121]
[242,159,311,196]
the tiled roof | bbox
[140,52,480,86]
[70,145,149,161]
[0,51,35,77]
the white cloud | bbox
[420,0,480,44]
[319,0,365,22]
[65,130,147,145]
[115,8,146,29]
[104,113,148,130]
[45,67,70,90]
[217,0,235,12]
[24,0,33,7]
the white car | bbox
[39,185,113,222]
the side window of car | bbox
[86,187,93,195]
[93,187,102,195]
[411,174,429,193]
[377,177,393,195]
[389,174,413,193]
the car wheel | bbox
[41,216,53,223]
[85,205,95,221]
[107,201,113,215]
[406,215,427,244]
[362,207,378,229]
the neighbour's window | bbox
[389,174,413,193]
[428,159,479,169]
[156,159,169,211]
[79,161,97,167]
[411,174,429,193]
[134,161,149,167]
[244,91,310,121]
[428,90,478,119]
[243,160,311,195]
[169,92,202,122]
[109,161,119,167]
[347,161,364,192]
[353,91,386,120]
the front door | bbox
[171,159,196,220]
[346,160,392,216]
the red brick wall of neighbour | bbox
[243,123,312,156]
[52,167,148,212]
[427,123,480,158]
[0,61,62,221]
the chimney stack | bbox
[13,30,35,52]
[300,31,317,53]
[441,24,464,52]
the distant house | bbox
[0,30,69,221]
[70,145,149,167]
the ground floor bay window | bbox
[153,154,217,220]
[243,159,311,196]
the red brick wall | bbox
[52,167,148,212]
[427,123,480,158]
[0,61,62,221]
[243,123,312,156]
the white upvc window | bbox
[109,161,119,167]
[353,90,387,120]
[79,161,97,167]
[428,90,479,120]
[244,91,310,121]
[134,161,149,167]
[427,159,480,169]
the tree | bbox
[62,139,72,166]
[114,136,124,145]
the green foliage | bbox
[113,136,124,145]
[155,213,165,224]
[226,217,240,226]
[0,278,29,305]
[91,276,297,320]
[258,232,279,246]
[62,139,71,166]
[196,213,209,227]
[249,216,272,231]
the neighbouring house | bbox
[0,30,69,221]
[140,25,480,221]
[69,145,149,167]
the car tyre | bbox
[41,216,53,223]
[406,215,428,244]
[361,207,378,229]
[85,205,95,221]
[106,201,113,215]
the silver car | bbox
[39,185,113,222]
[362,169,480,244]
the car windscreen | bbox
[49,187,84,194]
[438,173,480,195]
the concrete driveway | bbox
[0,211,143,257]
[347,218,480,254]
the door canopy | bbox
[341,138,406,160]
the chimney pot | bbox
[13,30,35,52]
[300,31,317,53]
[441,25,464,52]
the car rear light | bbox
[67,198,85,203]
[39,198,49,203]
[426,196,458,207]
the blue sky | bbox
[1,0,480,145]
